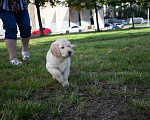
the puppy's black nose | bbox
[68,51,72,55]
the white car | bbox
[60,26,84,34]
[141,19,148,24]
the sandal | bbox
[22,51,29,61]
[10,58,22,65]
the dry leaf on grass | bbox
[35,95,41,99]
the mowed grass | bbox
[0,28,150,119]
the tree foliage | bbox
[64,0,106,11]
[138,0,150,8]
[106,0,150,28]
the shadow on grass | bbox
[0,38,4,42]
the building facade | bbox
[28,2,104,32]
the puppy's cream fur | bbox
[46,38,76,87]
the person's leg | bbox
[20,37,30,60]
[5,39,17,61]
[16,10,31,52]
[5,39,22,65]
[0,9,18,61]
[16,9,31,60]
[20,37,30,52]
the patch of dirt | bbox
[33,79,150,120]
[55,81,150,120]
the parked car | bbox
[121,20,128,25]
[107,24,121,30]
[141,19,148,24]
[106,18,127,25]
[105,23,112,27]
[31,28,52,36]
[128,17,143,24]
[113,23,124,28]
[59,26,84,34]
[114,20,127,25]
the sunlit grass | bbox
[125,23,149,27]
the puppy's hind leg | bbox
[47,68,64,84]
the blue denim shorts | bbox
[0,9,31,40]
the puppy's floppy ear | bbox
[71,45,76,48]
[51,43,61,57]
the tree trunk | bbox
[35,1,44,36]
[130,3,134,29]
[95,3,100,32]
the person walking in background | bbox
[0,0,31,65]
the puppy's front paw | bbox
[62,82,70,87]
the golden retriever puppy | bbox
[46,38,76,87]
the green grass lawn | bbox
[125,23,149,27]
[0,28,150,119]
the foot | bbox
[10,58,22,65]
[62,82,70,87]
[22,51,29,61]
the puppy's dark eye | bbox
[61,47,64,49]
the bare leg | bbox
[5,39,17,61]
[21,37,30,52]
[21,37,30,60]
